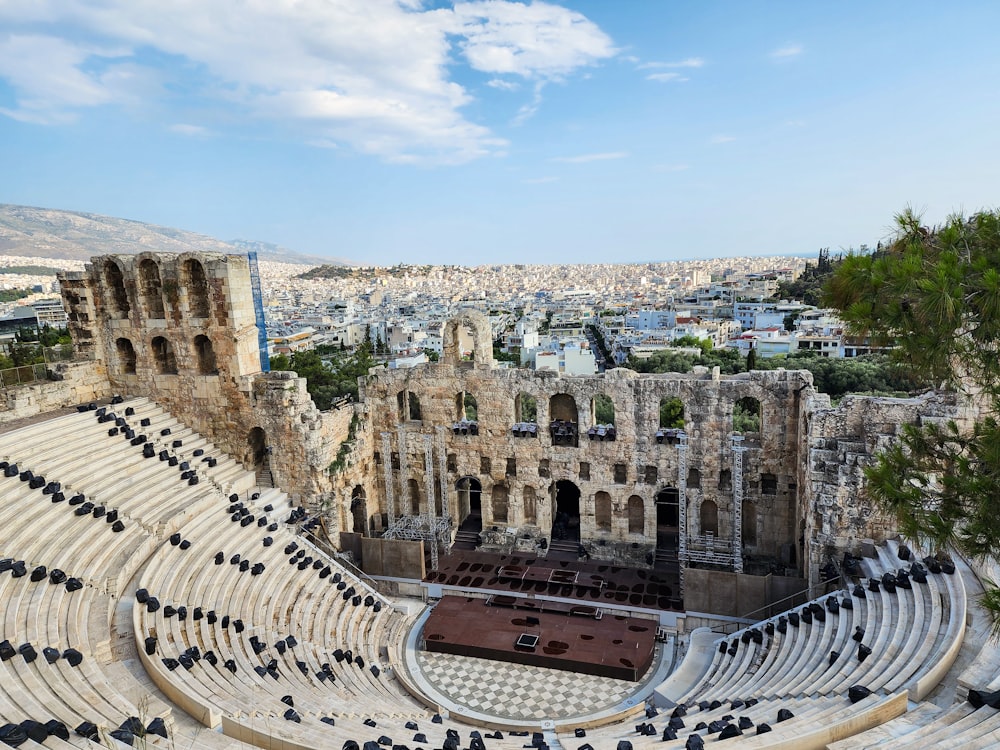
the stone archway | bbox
[456,476,482,532]
[441,310,493,366]
[247,427,266,470]
[551,479,581,542]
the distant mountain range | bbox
[0,204,344,265]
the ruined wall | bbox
[59,254,338,499]
[0,360,112,425]
[358,354,813,573]
[802,390,980,585]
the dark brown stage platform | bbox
[421,595,656,681]
[424,549,682,611]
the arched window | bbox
[397,391,421,421]
[592,394,614,425]
[104,261,130,318]
[151,336,177,374]
[700,499,718,535]
[549,393,579,446]
[194,334,217,375]
[627,495,644,534]
[516,393,537,423]
[734,396,762,433]
[659,396,685,429]
[595,491,612,531]
[549,393,578,422]
[138,259,165,319]
[115,337,136,374]
[408,478,420,515]
[455,392,476,421]
[492,484,508,523]
[522,486,536,525]
[183,258,210,318]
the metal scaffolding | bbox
[731,434,746,573]
[397,426,409,514]
[382,514,452,547]
[423,434,438,569]
[436,426,451,536]
[677,430,689,594]
[381,432,395,526]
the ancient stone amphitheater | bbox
[0,252,997,750]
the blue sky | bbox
[1,1,998,265]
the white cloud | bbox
[486,78,519,91]
[0,0,616,163]
[550,151,628,164]
[710,134,736,144]
[638,57,704,70]
[169,123,211,137]
[646,72,687,83]
[770,44,803,59]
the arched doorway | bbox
[655,487,680,569]
[351,486,367,535]
[456,476,482,532]
[551,480,581,542]
[247,427,266,470]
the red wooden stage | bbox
[421,595,656,681]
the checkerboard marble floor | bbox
[414,644,663,721]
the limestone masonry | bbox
[37,253,979,608]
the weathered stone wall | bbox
[802,390,980,585]
[357,358,813,572]
[0,360,112,425]
[59,253,340,500]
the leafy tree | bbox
[659,397,684,429]
[593,394,615,425]
[826,208,1000,631]
[269,344,374,409]
[746,348,758,372]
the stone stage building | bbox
[41,252,978,620]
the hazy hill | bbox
[0,204,342,265]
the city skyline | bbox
[1,1,998,265]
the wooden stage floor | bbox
[424,549,682,611]
[421,594,657,681]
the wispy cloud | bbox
[646,72,687,83]
[487,78,519,91]
[0,0,617,164]
[522,176,559,184]
[770,44,803,59]
[710,134,736,144]
[170,123,210,137]
[511,81,545,126]
[550,151,628,164]
[638,57,704,70]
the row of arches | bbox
[103,258,213,321]
[396,388,763,433]
[115,334,217,376]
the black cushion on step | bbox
[146,718,168,739]
[848,685,873,703]
[776,708,794,723]
[44,720,69,741]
